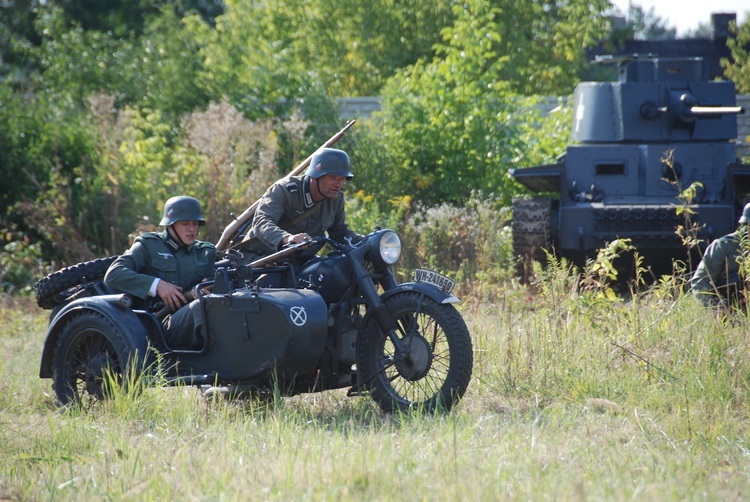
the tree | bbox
[683,22,712,39]
[194,0,457,100]
[614,4,677,42]
[355,0,608,206]
[722,14,750,94]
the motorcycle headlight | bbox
[375,230,401,266]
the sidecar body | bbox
[39,276,329,395]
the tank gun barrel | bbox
[674,92,744,123]
[640,92,745,123]
[686,105,744,116]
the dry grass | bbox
[1,276,750,500]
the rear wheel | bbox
[52,311,132,407]
[357,293,473,413]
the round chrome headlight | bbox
[378,230,401,265]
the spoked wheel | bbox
[52,312,132,407]
[357,292,473,413]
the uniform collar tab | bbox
[162,228,193,252]
[302,177,315,208]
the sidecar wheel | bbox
[52,311,132,407]
[357,292,473,413]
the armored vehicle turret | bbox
[510,55,749,277]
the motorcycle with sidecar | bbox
[35,228,474,413]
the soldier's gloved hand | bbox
[156,280,186,312]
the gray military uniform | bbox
[690,231,742,305]
[242,175,360,259]
[105,230,216,348]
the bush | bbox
[0,224,49,294]
[348,193,515,296]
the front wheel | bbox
[52,311,133,407]
[357,292,473,413]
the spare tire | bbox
[34,256,119,309]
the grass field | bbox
[1,268,749,500]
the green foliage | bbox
[491,0,611,96]
[371,0,520,205]
[0,0,614,271]
[722,14,750,94]
[662,148,705,269]
[0,224,47,293]
[358,0,606,206]
[34,5,210,116]
[623,4,677,40]
[192,0,456,101]
[398,194,515,293]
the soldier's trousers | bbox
[162,299,204,349]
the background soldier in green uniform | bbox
[105,196,216,349]
[241,148,362,261]
[690,202,750,306]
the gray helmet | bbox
[305,148,354,180]
[739,202,750,224]
[159,196,206,226]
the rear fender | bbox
[39,295,152,378]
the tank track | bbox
[512,196,553,280]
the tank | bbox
[510,55,749,277]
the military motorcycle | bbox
[35,228,473,413]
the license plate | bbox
[414,268,455,293]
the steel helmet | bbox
[305,148,354,180]
[739,202,750,224]
[159,196,206,226]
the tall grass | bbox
[2,251,750,500]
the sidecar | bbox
[38,267,329,406]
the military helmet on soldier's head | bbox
[739,202,750,225]
[305,148,353,180]
[159,196,206,226]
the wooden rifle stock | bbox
[216,119,356,250]
[247,239,312,269]
[155,289,197,321]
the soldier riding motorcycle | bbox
[34,125,474,413]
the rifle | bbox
[216,119,356,251]
[247,238,316,268]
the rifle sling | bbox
[233,203,321,250]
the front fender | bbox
[380,282,460,305]
[39,294,151,379]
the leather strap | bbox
[233,203,321,250]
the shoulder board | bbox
[284,181,299,193]
[138,232,161,241]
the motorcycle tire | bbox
[357,292,473,413]
[52,311,133,407]
[34,256,118,309]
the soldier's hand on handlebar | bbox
[156,280,186,312]
[284,233,312,249]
